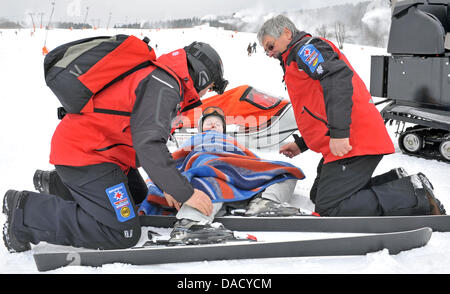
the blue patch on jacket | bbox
[298,44,324,74]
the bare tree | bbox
[334,22,346,49]
[315,24,330,39]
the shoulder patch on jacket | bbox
[297,44,324,74]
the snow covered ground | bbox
[1,25,450,274]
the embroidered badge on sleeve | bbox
[298,44,324,74]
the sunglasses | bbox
[264,41,276,55]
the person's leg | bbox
[309,157,324,204]
[259,179,297,203]
[315,155,434,216]
[368,167,408,187]
[33,167,148,204]
[10,163,141,250]
[245,179,305,216]
[314,155,383,216]
[126,168,148,204]
[176,202,223,223]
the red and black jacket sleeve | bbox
[131,68,194,203]
[290,37,354,139]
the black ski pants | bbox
[310,155,430,216]
[15,163,148,250]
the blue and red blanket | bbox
[138,131,305,215]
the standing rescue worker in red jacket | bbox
[3,42,228,252]
[257,15,445,217]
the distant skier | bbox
[252,41,257,53]
[2,42,228,253]
[257,15,446,217]
[247,43,252,56]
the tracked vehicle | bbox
[371,0,450,162]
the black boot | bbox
[395,167,409,178]
[416,173,445,215]
[2,190,31,253]
[411,174,445,215]
[417,172,434,190]
[33,169,53,194]
[33,169,73,200]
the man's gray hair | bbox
[257,15,299,45]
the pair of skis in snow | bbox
[33,214,450,271]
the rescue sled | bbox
[170,85,298,149]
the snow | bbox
[1,25,450,274]
[362,0,391,30]
[361,0,392,46]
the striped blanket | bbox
[138,131,305,215]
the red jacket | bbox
[282,32,394,163]
[49,49,199,201]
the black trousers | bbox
[15,163,148,250]
[310,155,430,216]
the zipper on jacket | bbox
[94,143,133,152]
[302,106,329,127]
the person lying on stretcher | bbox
[139,107,315,244]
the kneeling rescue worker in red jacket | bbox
[257,15,445,217]
[3,41,229,252]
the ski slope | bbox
[1,25,450,274]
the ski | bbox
[139,214,450,233]
[33,227,431,272]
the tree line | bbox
[0,18,23,28]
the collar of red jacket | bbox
[156,49,201,112]
[281,31,312,63]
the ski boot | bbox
[245,196,308,217]
[2,190,31,253]
[169,219,236,245]
[411,174,445,215]
[395,167,409,179]
[417,173,444,215]
[417,172,434,190]
[33,169,72,200]
[33,169,58,194]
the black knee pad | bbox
[108,220,142,249]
